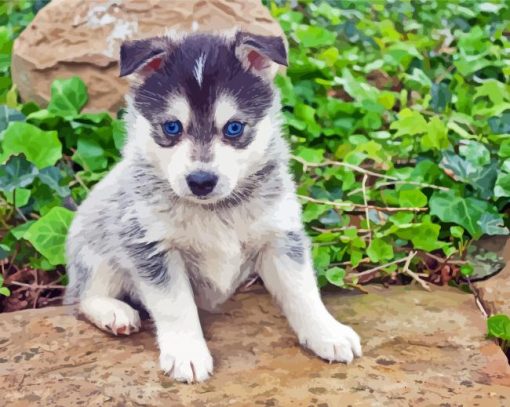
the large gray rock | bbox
[12,0,284,114]
[1,286,509,406]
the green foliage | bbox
[1,122,62,168]
[0,274,10,296]
[24,206,74,266]
[367,239,393,263]
[0,76,125,272]
[47,77,88,117]
[268,0,510,286]
[488,314,510,341]
[0,0,510,295]
[487,314,510,353]
[0,1,50,104]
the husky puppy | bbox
[64,30,361,383]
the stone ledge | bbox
[0,286,509,406]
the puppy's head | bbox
[120,31,287,204]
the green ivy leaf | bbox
[460,264,474,277]
[0,155,38,192]
[389,212,414,225]
[72,137,108,171]
[295,25,336,47]
[0,105,25,132]
[48,77,88,117]
[294,103,316,125]
[0,122,62,169]
[296,147,324,163]
[396,216,444,251]
[390,109,427,138]
[313,245,331,271]
[459,140,490,167]
[499,139,510,158]
[302,203,328,222]
[494,172,510,198]
[474,79,510,106]
[398,189,427,208]
[367,238,394,263]
[38,167,71,198]
[325,267,346,287]
[421,116,449,151]
[350,250,363,267]
[429,191,493,238]
[478,213,509,236]
[489,112,510,134]
[430,82,452,113]
[450,226,464,238]
[337,69,380,103]
[24,206,75,265]
[4,187,31,207]
[318,46,339,66]
[30,183,63,215]
[11,221,35,240]
[112,119,126,151]
[440,151,497,200]
[487,314,510,341]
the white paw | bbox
[81,297,141,336]
[300,318,362,364]
[159,334,213,383]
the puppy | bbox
[64,30,361,383]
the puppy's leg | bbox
[77,253,141,336]
[136,251,213,383]
[81,296,141,336]
[258,231,362,363]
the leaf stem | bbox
[292,154,398,180]
[362,174,371,245]
[298,195,428,213]
[348,180,449,196]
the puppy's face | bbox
[121,32,287,204]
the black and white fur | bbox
[64,30,361,383]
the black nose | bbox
[186,171,218,197]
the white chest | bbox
[167,205,265,295]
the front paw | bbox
[300,319,362,364]
[159,335,213,383]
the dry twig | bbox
[292,155,397,180]
[346,257,409,282]
[298,195,427,213]
[292,155,449,192]
[402,251,431,291]
[7,281,66,290]
[361,174,371,244]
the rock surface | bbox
[474,238,510,317]
[1,285,509,406]
[12,0,284,114]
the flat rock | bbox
[0,286,509,406]
[12,0,283,114]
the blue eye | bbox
[162,120,183,137]
[224,121,245,138]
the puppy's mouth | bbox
[182,188,234,205]
[186,194,221,203]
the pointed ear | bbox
[119,37,167,78]
[235,32,288,79]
